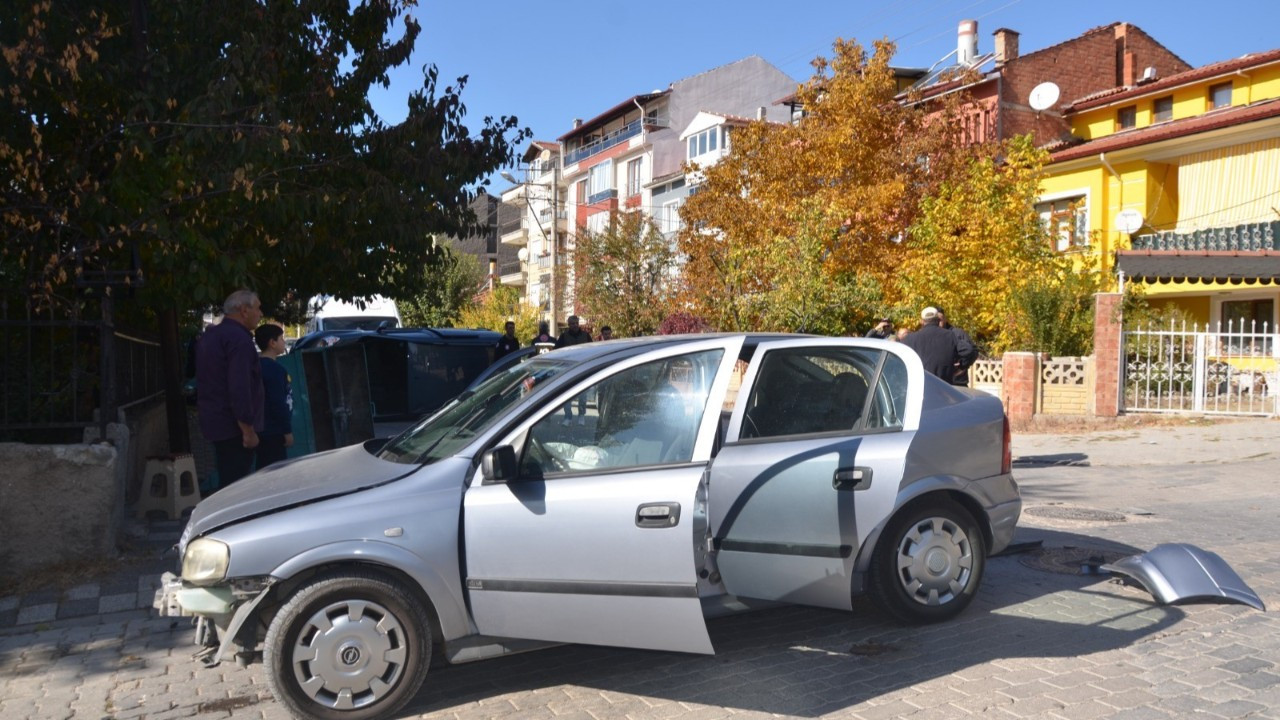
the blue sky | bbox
[369,0,1280,189]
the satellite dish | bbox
[1029,82,1061,111]
[1115,208,1145,235]
[517,247,529,262]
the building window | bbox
[660,199,682,234]
[1153,96,1173,123]
[1209,82,1232,109]
[686,127,723,161]
[1221,299,1274,333]
[1116,106,1136,130]
[585,211,610,234]
[626,158,643,197]
[1035,195,1088,251]
[587,160,612,197]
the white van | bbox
[304,294,402,333]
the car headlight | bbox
[182,538,230,586]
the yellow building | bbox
[1042,48,1280,330]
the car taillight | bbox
[1001,414,1012,475]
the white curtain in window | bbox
[588,160,613,196]
[1175,138,1280,232]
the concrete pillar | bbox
[1093,292,1123,417]
[1002,352,1040,423]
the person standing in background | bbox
[530,320,556,347]
[495,320,521,360]
[901,306,959,381]
[936,307,978,386]
[253,323,293,469]
[864,317,894,339]
[555,315,593,425]
[196,290,264,487]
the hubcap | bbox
[290,599,409,710]
[896,516,973,606]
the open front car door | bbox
[462,337,745,654]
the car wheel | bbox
[868,501,985,624]
[264,570,431,720]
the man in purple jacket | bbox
[197,289,265,487]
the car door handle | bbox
[636,502,681,528]
[833,467,873,491]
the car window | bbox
[740,347,884,439]
[377,357,571,464]
[865,352,907,430]
[520,349,724,475]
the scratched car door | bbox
[706,339,917,610]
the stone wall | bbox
[0,442,118,580]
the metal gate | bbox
[1123,320,1278,416]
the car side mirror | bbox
[481,445,518,485]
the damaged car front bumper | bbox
[153,572,276,666]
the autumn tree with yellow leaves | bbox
[677,37,1078,351]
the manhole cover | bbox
[1019,547,1129,575]
[1025,505,1126,522]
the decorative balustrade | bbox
[1042,357,1088,386]
[969,358,1003,386]
[1131,221,1278,252]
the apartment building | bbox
[500,56,796,330]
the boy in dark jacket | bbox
[253,324,294,469]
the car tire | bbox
[868,500,985,624]
[264,570,431,720]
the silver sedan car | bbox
[157,333,1020,719]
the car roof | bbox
[540,332,807,363]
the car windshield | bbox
[376,357,572,465]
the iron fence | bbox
[0,297,163,441]
[1123,319,1278,416]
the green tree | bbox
[572,211,677,337]
[458,285,539,343]
[759,200,884,334]
[397,242,485,328]
[899,136,1060,351]
[0,1,529,314]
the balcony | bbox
[586,188,617,205]
[564,119,647,166]
[1132,221,1278,252]
[499,220,527,246]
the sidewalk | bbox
[1013,415,1280,467]
[3,416,1277,634]
[0,518,182,633]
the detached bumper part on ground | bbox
[1103,542,1266,611]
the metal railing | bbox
[0,297,163,440]
[1123,319,1277,416]
[563,119,644,166]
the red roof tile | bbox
[1049,97,1280,163]
[1067,48,1280,111]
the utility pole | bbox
[549,147,560,331]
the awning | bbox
[1116,250,1280,284]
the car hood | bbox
[184,442,417,541]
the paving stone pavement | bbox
[1,418,1278,719]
